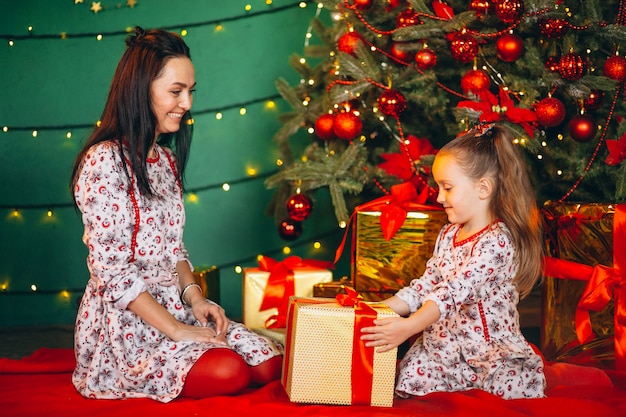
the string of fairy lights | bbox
[1,1,338,300]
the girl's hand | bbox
[360,316,413,353]
[191,300,229,336]
[170,322,228,346]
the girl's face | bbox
[151,56,195,138]
[432,153,486,229]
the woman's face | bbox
[151,56,195,138]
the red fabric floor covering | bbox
[1,348,626,417]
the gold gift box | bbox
[313,276,351,298]
[541,202,615,368]
[353,210,448,301]
[242,267,332,329]
[282,297,398,407]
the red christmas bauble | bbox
[584,90,604,111]
[378,89,407,117]
[495,0,524,23]
[397,8,420,28]
[461,69,491,94]
[415,48,437,69]
[558,53,586,81]
[469,0,494,16]
[603,55,626,82]
[315,113,336,140]
[286,194,313,221]
[278,218,303,241]
[338,32,363,55]
[352,0,373,10]
[495,33,525,62]
[449,32,479,63]
[390,42,414,62]
[545,56,560,72]
[539,18,569,39]
[535,97,566,128]
[568,114,597,142]
[333,112,362,140]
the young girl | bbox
[361,123,546,399]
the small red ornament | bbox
[495,0,524,23]
[539,18,569,39]
[461,69,490,94]
[396,8,420,28]
[568,114,597,143]
[535,97,566,128]
[286,194,313,221]
[390,42,414,62]
[558,53,586,81]
[584,90,604,111]
[338,32,363,55]
[352,0,373,10]
[315,113,336,140]
[378,89,407,117]
[604,55,626,82]
[278,218,302,241]
[415,48,437,69]
[495,33,524,62]
[449,32,479,63]
[333,112,362,140]
[469,0,494,16]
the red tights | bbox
[180,348,283,398]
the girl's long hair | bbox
[70,27,193,203]
[438,124,543,298]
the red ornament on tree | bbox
[539,18,569,39]
[495,33,525,62]
[461,69,490,94]
[333,112,362,140]
[415,48,437,69]
[469,0,494,16]
[495,0,524,24]
[535,97,566,128]
[545,56,560,72]
[396,8,420,28]
[558,53,586,81]
[604,55,626,82]
[351,0,373,10]
[286,194,313,221]
[584,90,604,111]
[378,89,407,117]
[278,218,302,241]
[568,114,597,143]
[338,32,363,55]
[449,32,479,63]
[390,42,414,62]
[315,113,336,140]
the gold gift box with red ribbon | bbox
[346,183,447,301]
[242,256,332,329]
[541,202,625,370]
[281,289,398,407]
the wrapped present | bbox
[192,265,220,304]
[313,276,351,298]
[282,289,398,407]
[338,183,446,301]
[253,327,286,345]
[541,202,625,370]
[242,256,332,329]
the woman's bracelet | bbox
[180,283,203,307]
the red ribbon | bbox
[336,287,378,405]
[543,204,626,370]
[257,255,334,328]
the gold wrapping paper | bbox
[541,202,615,368]
[282,297,398,407]
[192,265,220,304]
[353,210,448,301]
[313,276,351,298]
[253,327,286,345]
[242,267,332,329]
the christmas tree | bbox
[266,0,626,235]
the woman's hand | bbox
[361,316,414,353]
[170,322,228,346]
[191,300,229,336]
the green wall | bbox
[0,0,348,327]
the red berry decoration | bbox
[535,97,566,128]
[568,114,597,143]
[338,32,363,55]
[396,8,420,28]
[315,113,336,140]
[333,112,363,140]
[449,32,479,63]
[584,90,604,111]
[495,0,524,24]
[278,218,303,241]
[604,55,626,82]
[558,53,586,81]
[390,42,414,62]
[378,89,407,117]
[415,48,437,70]
[286,194,313,222]
[539,18,569,39]
[496,33,525,62]
[461,69,491,94]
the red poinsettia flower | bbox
[457,86,537,137]
[605,132,626,166]
[378,135,437,181]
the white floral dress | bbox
[394,222,545,400]
[72,141,282,403]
